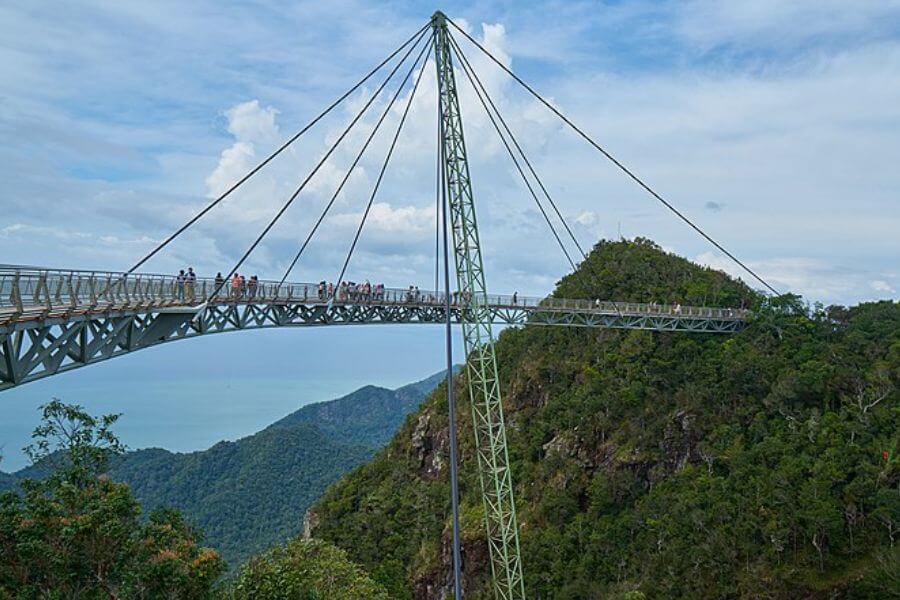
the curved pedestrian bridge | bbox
[0,267,749,390]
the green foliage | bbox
[231,538,390,599]
[0,401,224,598]
[847,547,900,598]
[312,239,900,598]
[111,425,372,569]
[24,399,124,489]
[554,237,757,309]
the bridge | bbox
[2,11,780,600]
[0,266,746,391]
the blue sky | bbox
[2,0,899,469]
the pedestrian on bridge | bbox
[186,267,196,302]
[176,269,186,301]
[214,272,225,299]
[248,275,258,300]
[231,273,241,300]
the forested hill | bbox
[265,369,453,446]
[1,369,450,568]
[309,239,900,599]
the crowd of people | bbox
[171,272,741,318]
[331,280,383,302]
[219,272,261,300]
[173,269,262,302]
[173,267,473,307]
[322,282,433,304]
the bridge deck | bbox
[0,267,749,390]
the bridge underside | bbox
[0,301,744,391]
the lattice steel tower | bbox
[432,11,525,599]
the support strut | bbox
[432,11,526,599]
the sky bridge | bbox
[0,266,747,392]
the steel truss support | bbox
[432,12,525,599]
[0,301,744,392]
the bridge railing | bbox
[507,296,749,320]
[0,267,750,323]
[0,268,183,319]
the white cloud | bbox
[203,100,282,198]
[204,141,255,198]
[480,23,511,68]
[224,100,279,144]
[871,280,896,294]
[1,223,92,242]
[575,211,599,226]
[332,202,435,238]
[693,251,899,305]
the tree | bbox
[0,400,224,598]
[231,538,390,599]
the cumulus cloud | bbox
[224,100,279,144]
[204,141,255,198]
[204,100,280,198]
[480,23,511,68]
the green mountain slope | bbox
[111,424,371,567]
[1,370,449,568]
[266,369,453,447]
[310,239,900,599]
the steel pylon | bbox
[432,12,526,599]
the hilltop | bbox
[309,239,900,599]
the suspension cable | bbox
[332,37,431,293]
[450,37,621,313]
[447,20,781,296]
[447,42,578,272]
[125,22,430,276]
[212,30,430,298]
[278,34,434,286]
